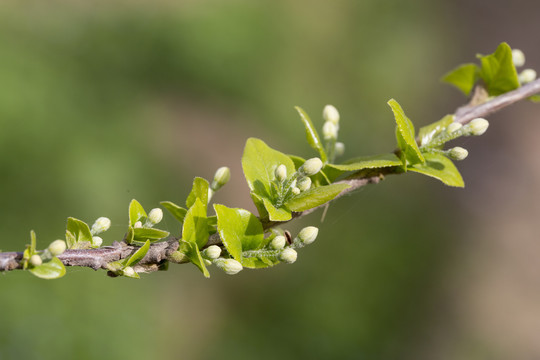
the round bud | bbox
[297,177,312,192]
[91,217,111,235]
[29,254,42,267]
[297,226,319,245]
[92,236,103,247]
[212,166,231,190]
[519,69,537,84]
[322,105,340,125]
[148,208,163,225]
[204,259,212,266]
[134,221,143,229]
[270,235,286,250]
[123,266,135,277]
[204,245,222,260]
[446,122,462,134]
[275,164,287,182]
[218,259,243,275]
[322,121,338,140]
[279,248,297,264]
[512,49,526,67]
[468,118,489,136]
[448,147,469,161]
[299,158,323,176]
[334,142,345,157]
[291,187,301,195]
[48,240,67,256]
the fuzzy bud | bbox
[322,121,338,140]
[91,217,111,235]
[297,177,312,192]
[217,259,243,275]
[334,142,345,157]
[123,266,135,277]
[211,166,231,190]
[275,164,287,182]
[323,105,340,125]
[29,254,42,267]
[298,158,323,176]
[148,208,163,225]
[512,49,525,67]
[291,187,301,195]
[518,69,537,84]
[270,235,286,250]
[297,226,319,245]
[447,122,462,134]
[203,245,222,260]
[448,147,469,161]
[468,118,489,136]
[279,248,297,264]
[134,221,143,229]
[92,236,103,247]
[48,240,66,256]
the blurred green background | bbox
[1,1,540,359]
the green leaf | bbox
[262,198,292,221]
[29,257,66,279]
[478,42,520,96]
[30,230,37,254]
[160,201,187,224]
[408,152,464,187]
[250,192,269,219]
[242,138,295,201]
[441,63,480,96]
[66,217,93,249]
[388,99,424,165]
[285,183,350,212]
[179,240,210,278]
[182,198,209,248]
[214,204,264,263]
[186,177,209,208]
[124,226,134,244]
[133,228,170,242]
[326,153,402,179]
[529,95,540,103]
[242,256,279,269]
[123,240,150,268]
[418,115,454,146]
[129,199,147,226]
[294,106,327,163]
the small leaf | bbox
[294,106,327,163]
[123,240,151,268]
[124,226,134,244]
[186,177,209,208]
[30,230,37,254]
[262,198,292,221]
[29,257,66,279]
[180,240,210,278]
[133,228,169,242]
[242,256,279,269]
[418,115,454,146]
[160,201,188,224]
[129,199,147,226]
[182,198,209,248]
[408,152,464,187]
[285,183,350,212]
[441,63,480,95]
[478,42,520,96]
[66,217,93,249]
[325,153,402,180]
[388,99,424,166]
[250,192,269,219]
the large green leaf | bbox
[182,198,209,248]
[133,228,170,242]
[160,201,188,224]
[388,99,424,165]
[123,240,151,267]
[325,153,402,180]
[478,42,520,96]
[129,199,147,226]
[186,177,209,208]
[408,153,464,187]
[29,257,66,279]
[285,183,350,212]
[418,115,454,147]
[294,106,327,163]
[65,217,93,249]
[441,63,480,96]
[179,240,210,278]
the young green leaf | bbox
[323,154,402,180]
[179,240,210,278]
[129,199,147,226]
[66,217,93,249]
[294,106,328,163]
[160,201,188,224]
[124,226,134,244]
[133,228,170,242]
[408,152,464,187]
[478,42,520,96]
[182,198,209,248]
[29,257,66,280]
[123,240,151,268]
[285,183,350,212]
[388,99,424,165]
[418,115,454,146]
[186,177,209,208]
[441,63,480,96]
[242,256,279,269]
[262,198,292,221]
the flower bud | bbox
[297,177,312,192]
[323,105,340,125]
[279,248,297,264]
[123,266,135,277]
[291,187,301,195]
[297,226,319,245]
[334,142,345,157]
[211,166,231,190]
[446,122,462,134]
[275,164,287,182]
[448,147,469,161]
[29,254,42,267]
[322,121,338,140]
[518,69,537,84]
[204,259,212,266]
[48,240,67,256]
[468,118,489,136]
[203,245,222,260]
[298,158,323,176]
[270,235,286,250]
[91,217,111,235]
[148,208,163,225]
[134,221,143,229]
[217,259,243,275]
[92,236,103,247]
[512,49,525,67]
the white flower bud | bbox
[91,217,111,235]
[123,266,135,277]
[270,235,286,250]
[203,245,222,260]
[468,118,489,136]
[204,259,212,266]
[297,177,312,192]
[291,187,301,195]
[211,166,231,190]
[322,121,338,140]
[134,221,143,229]
[518,69,537,84]
[279,248,297,264]
[446,122,462,134]
[29,254,42,267]
[297,226,319,245]
[217,259,243,275]
[48,240,67,256]
[299,158,323,176]
[334,142,345,157]
[323,105,340,125]
[448,147,469,161]
[512,49,525,67]
[148,208,163,225]
[275,164,287,182]
[92,236,103,247]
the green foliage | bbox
[186,177,209,209]
[29,257,66,280]
[284,184,350,212]
[295,106,328,163]
[182,198,209,249]
[408,153,464,187]
[388,99,424,167]
[65,217,93,249]
[129,199,147,226]
[418,115,454,147]
[441,64,479,96]
[160,201,188,224]
[122,240,150,268]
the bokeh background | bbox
[1,1,539,359]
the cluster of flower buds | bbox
[28,239,67,268]
[322,105,345,159]
[274,157,323,207]
[90,217,111,247]
[513,49,537,84]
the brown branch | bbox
[1,79,539,274]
